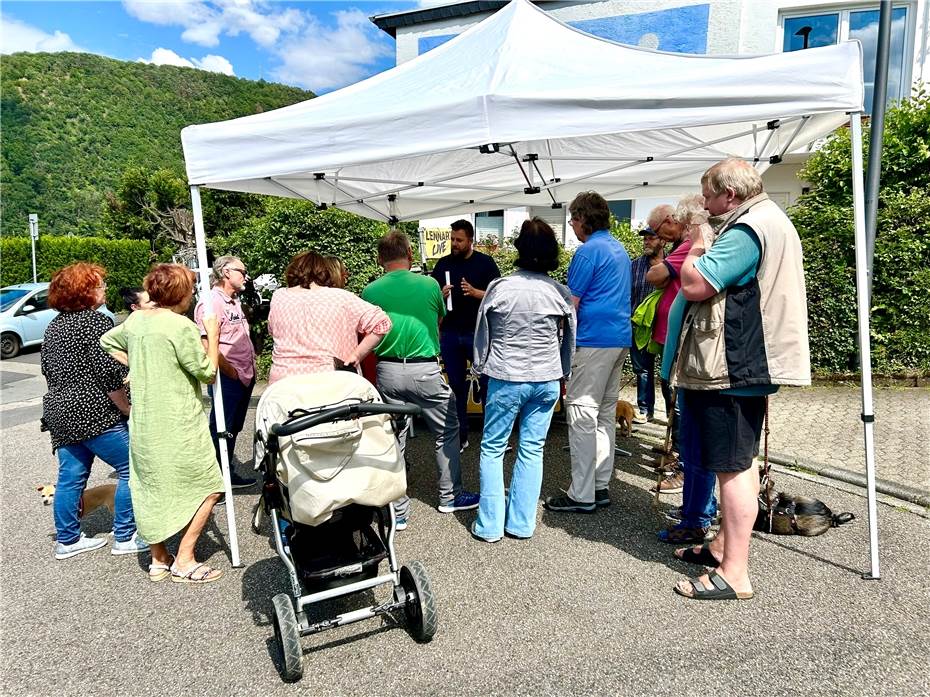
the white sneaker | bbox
[55,533,108,560]
[459,440,469,453]
[632,412,649,424]
[111,532,150,556]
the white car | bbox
[0,282,116,359]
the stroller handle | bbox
[270,402,422,437]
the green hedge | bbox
[0,236,152,309]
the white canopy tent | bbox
[182,0,878,577]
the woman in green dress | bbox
[101,263,224,584]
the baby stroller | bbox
[253,371,437,682]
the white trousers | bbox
[565,347,628,504]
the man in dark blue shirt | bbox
[430,219,501,450]
[629,227,665,422]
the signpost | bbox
[28,214,39,283]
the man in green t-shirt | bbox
[362,232,480,530]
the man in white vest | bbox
[670,159,810,601]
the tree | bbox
[790,85,930,374]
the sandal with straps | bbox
[170,562,223,585]
[674,570,754,600]
[149,555,174,583]
[673,543,720,568]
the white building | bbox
[372,0,929,244]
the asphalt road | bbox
[2,386,928,696]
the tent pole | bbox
[865,0,892,297]
[190,185,243,568]
[848,114,880,581]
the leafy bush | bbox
[791,85,930,374]
[213,200,397,295]
[0,236,151,309]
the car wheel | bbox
[1,332,21,359]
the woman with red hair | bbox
[102,263,224,584]
[41,262,147,560]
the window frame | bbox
[777,2,917,108]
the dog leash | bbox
[761,396,775,532]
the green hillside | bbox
[1,52,314,237]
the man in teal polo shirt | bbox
[545,191,632,513]
[362,232,480,530]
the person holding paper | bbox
[430,219,500,451]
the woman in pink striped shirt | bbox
[267,250,391,384]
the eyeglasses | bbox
[228,267,248,276]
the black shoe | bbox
[229,471,256,489]
[544,495,596,513]
[594,489,611,508]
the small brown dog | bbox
[615,400,635,437]
[37,483,116,517]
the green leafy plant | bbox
[790,85,930,375]
[0,236,151,309]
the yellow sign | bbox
[420,228,452,260]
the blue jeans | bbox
[679,391,718,528]
[54,422,136,544]
[439,329,487,443]
[208,373,255,461]
[474,378,559,540]
[629,343,656,417]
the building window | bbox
[781,5,911,114]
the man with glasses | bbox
[194,255,256,488]
[545,192,631,513]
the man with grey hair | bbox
[670,158,810,600]
[194,255,256,488]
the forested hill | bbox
[1,52,314,237]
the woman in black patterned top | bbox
[41,263,147,561]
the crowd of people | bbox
[40,157,810,600]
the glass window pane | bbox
[783,14,839,52]
[850,7,909,113]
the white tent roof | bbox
[181,0,863,223]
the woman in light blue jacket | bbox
[471,218,576,542]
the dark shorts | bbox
[683,389,765,473]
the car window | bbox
[0,289,29,312]
[30,290,50,311]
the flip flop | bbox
[674,570,754,600]
[149,555,174,583]
[170,562,223,584]
[673,543,720,567]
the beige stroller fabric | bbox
[255,372,407,526]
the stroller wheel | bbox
[399,561,438,643]
[272,593,303,682]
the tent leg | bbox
[191,185,243,569]
[848,114,880,581]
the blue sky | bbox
[0,1,431,93]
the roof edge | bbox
[371,1,528,37]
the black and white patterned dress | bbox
[41,310,128,450]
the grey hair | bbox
[701,158,764,200]
[211,255,241,286]
[646,203,675,231]
[673,194,709,226]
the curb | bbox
[632,422,930,508]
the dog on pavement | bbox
[615,400,636,437]
[37,483,117,518]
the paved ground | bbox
[2,385,930,695]
[3,352,929,695]
[617,381,930,493]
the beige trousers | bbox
[565,347,628,504]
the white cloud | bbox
[0,14,86,54]
[270,9,393,92]
[139,47,235,75]
[123,1,394,92]
[122,0,302,48]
